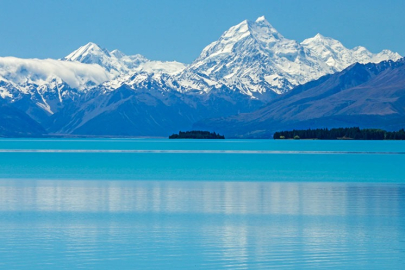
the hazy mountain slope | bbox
[46,85,263,136]
[0,102,46,137]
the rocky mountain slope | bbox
[194,58,405,138]
[180,16,401,99]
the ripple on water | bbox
[0,180,404,269]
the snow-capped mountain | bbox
[0,56,111,117]
[0,43,187,117]
[1,16,401,103]
[63,42,186,76]
[0,16,402,136]
[182,16,402,97]
[108,16,402,98]
[194,58,405,138]
[301,33,401,71]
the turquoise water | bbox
[0,139,405,269]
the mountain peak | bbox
[187,16,401,97]
[64,42,110,63]
[254,16,274,28]
[83,42,101,48]
[314,33,324,39]
[255,16,267,22]
[77,42,107,54]
[110,49,126,59]
[220,17,282,44]
[305,33,334,43]
[301,34,342,48]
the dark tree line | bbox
[273,127,405,140]
[169,130,225,139]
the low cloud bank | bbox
[0,57,111,89]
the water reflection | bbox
[0,180,403,216]
[0,180,405,269]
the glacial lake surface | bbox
[0,139,405,269]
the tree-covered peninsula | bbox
[169,131,225,139]
[274,127,405,140]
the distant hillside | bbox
[194,58,405,138]
[0,103,46,137]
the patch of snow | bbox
[36,101,53,114]
[0,86,12,98]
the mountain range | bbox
[0,16,402,137]
[195,58,405,138]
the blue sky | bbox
[0,0,404,63]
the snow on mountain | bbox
[102,72,178,93]
[63,42,186,76]
[181,16,326,96]
[181,16,401,97]
[0,16,402,137]
[301,34,402,71]
[139,61,187,75]
[63,42,112,65]
[0,56,112,115]
[64,42,148,75]
[0,16,401,117]
[0,43,187,116]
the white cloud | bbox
[0,57,112,90]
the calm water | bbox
[0,139,405,269]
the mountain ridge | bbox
[1,16,400,107]
[194,58,405,138]
[0,16,402,136]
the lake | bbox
[0,139,404,269]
